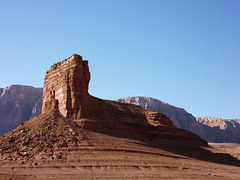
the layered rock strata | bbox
[116,96,200,130]
[42,54,90,118]
[0,54,215,176]
[40,54,207,145]
[116,97,240,143]
[2,54,240,180]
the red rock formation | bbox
[2,54,240,179]
[42,54,89,117]
[42,54,111,121]
[41,55,174,133]
[40,54,207,146]
[0,54,210,163]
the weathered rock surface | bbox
[41,55,176,130]
[116,97,240,143]
[1,54,240,179]
[116,97,205,136]
[42,54,91,118]
[197,117,240,143]
[0,85,42,136]
[0,54,208,155]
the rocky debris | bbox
[0,85,42,136]
[0,110,82,163]
[116,97,240,143]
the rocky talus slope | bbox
[0,54,239,179]
[0,85,42,136]
[117,97,240,143]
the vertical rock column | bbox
[41,54,90,119]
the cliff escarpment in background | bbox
[0,85,42,136]
[117,97,240,143]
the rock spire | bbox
[42,54,90,119]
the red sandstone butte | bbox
[1,54,239,179]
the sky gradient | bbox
[1,0,239,119]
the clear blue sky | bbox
[0,0,239,119]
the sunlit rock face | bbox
[0,54,211,173]
[42,54,91,119]
[40,54,207,147]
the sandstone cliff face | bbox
[116,97,240,143]
[0,85,42,136]
[42,54,116,121]
[42,54,90,118]
[197,117,240,143]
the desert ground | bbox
[1,130,240,180]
